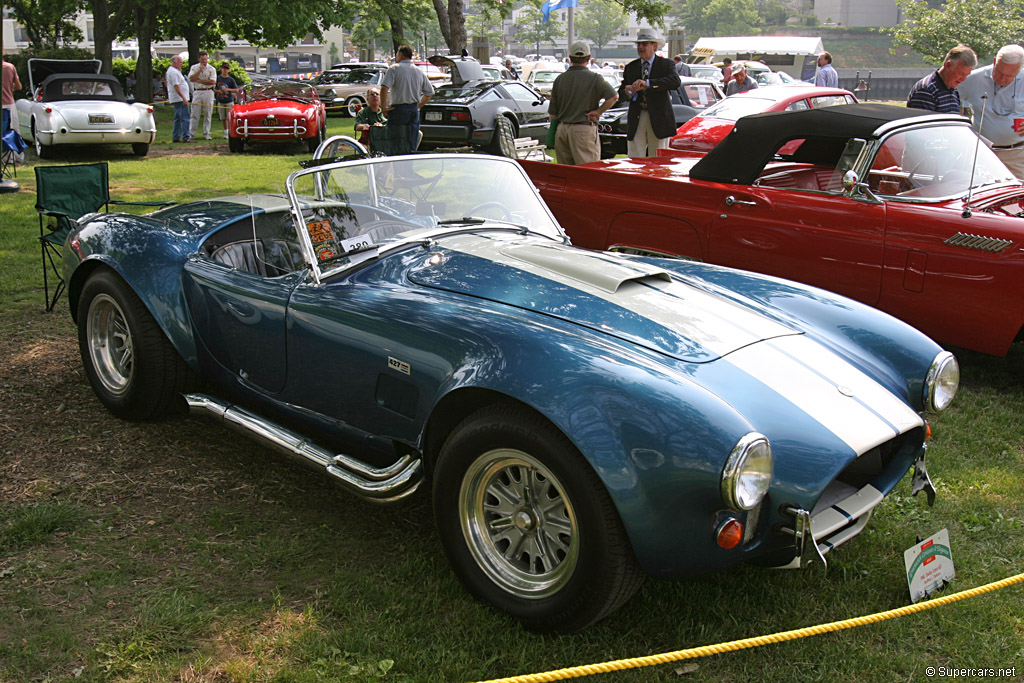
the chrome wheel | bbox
[86,292,134,396]
[459,448,579,599]
[345,96,365,117]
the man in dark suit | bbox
[619,29,680,157]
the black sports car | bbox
[598,77,725,158]
[418,55,549,158]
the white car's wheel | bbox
[33,121,53,159]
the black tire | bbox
[488,116,517,158]
[433,403,643,633]
[33,121,53,159]
[77,270,194,420]
[228,136,244,153]
[132,142,150,157]
[345,96,365,117]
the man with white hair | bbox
[959,44,1024,177]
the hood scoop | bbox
[501,243,673,293]
[409,234,798,363]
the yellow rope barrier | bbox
[475,572,1024,683]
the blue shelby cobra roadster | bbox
[64,154,958,632]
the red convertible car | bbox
[523,104,1024,357]
[228,82,327,153]
[668,85,857,155]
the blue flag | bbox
[542,0,577,23]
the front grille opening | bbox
[835,429,914,489]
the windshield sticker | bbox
[307,220,339,262]
[307,220,334,243]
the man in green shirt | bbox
[355,88,387,151]
[549,41,619,165]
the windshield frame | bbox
[863,120,1019,203]
[284,154,567,284]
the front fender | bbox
[65,214,201,370]
[421,310,758,576]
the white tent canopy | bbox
[691,36,824,57]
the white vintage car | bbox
[16,59,157,158]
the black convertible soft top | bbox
[40,73,125,103]
[690,103,965,185]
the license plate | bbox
[424,111,442,122]
[88,114,114,124]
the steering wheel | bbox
[466,201,514,221]
[906,156,938,186]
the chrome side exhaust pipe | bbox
[185,393,422,504]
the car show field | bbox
[0,104,1022,681]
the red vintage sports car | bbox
[668,85,857,155]
[228,81,327,153]
[523,104,1024,357]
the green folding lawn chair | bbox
[35,162,175,312]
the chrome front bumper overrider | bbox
[186,393,422,504]
[778,447,935,569]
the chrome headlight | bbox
[924,351,959,412]
[721,433,773,511]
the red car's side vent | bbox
[943,232,1013,252]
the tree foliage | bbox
[514,0,565,55]
[4,0,82,49]
[670,0,759,37]
[887,0,1024,62]
[576,0,628,56]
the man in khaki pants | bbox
[548,41,618,165]
[188,51,217,140]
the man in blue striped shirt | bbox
[906,44,977,114]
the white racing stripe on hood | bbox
[443,234,796,357]
[726,335,923,453]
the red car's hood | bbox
[233,100,317,117]
[670,117,734,153]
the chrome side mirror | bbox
[842,169,860,191]
[843,169,882,204]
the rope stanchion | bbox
[474,572,1024,683]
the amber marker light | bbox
[716,518,744,549]
[925,420,931,441]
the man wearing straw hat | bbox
[618,29,679,157]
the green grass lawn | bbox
[0,104,1022,682]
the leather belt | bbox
[992,140,1024,150]
[563,121,594,125]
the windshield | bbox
[286,155,564,281]
[430,85,487,103]
[869,123,1017,199]
[532,71,560,84]
[249,84,316,101]
[699,96,776,121]
[340,70,382,84]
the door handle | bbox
[725,195,757,207]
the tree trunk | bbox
[133,4,157,103]
[89,0,133,74]
[433,0,451,49]
[389,16,405,53]
[183,24,204,68]
[447,0,467,54]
